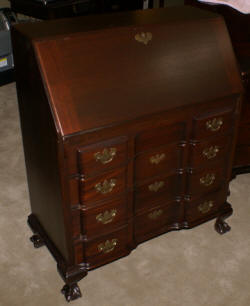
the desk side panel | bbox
[12,28,70,262]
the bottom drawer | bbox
[134,201,181,243]
[186,189,227,223]
[84,225,132,268]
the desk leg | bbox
[214,202,233,235]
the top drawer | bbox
[192,107,234,140]
[77,137,128,177]
[135,123,185,153]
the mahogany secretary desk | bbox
[12,6,243,301]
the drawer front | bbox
[134,201,181,241]
[186,190,226,223]
[135,143,183,181]
[82,197,128,238]
[80,167,127,205]
[135,173,182,212]
[78,136,128,177]
[84,226,132,267]
[190,135,231,168]
[187,166,225,197]
[135,123,185,153]
[192,108,234,140]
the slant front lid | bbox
[32,7,242,136]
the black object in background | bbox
[0,8,17,86]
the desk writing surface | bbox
[26,7,241,136]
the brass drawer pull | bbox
[206,117,223,132]
[94,148,117,164]
[98,239,118,254]
[200,173,216,187]
[150,153,166,165]
[148,181,165,192]
[95,179,116,194]
[202,146,219,160]
[135,32,152,45]
[96,209,117,225]
[198,200,214,214]
[148,209,163,220]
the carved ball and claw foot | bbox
[214,203,233,235]
[215,218,231,234]
[61,283,82,302]
[30,234,45,248]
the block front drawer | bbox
[135,143,183,181]
[187,166,226,197]
[192,107,235,140]
[135,173,182,212]
[135,123,185,153]
[134,201,181,243]
[190,135,231,168]
[186,189,227,223]
[77,136,128,177]
[80,167,127,205]
[83,225,132,268]
[81,197,129,238]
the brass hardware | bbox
[200,173,216,187]
[148,181,165,192]
[150,153,166,165]
[148,209,163,220]
[96,209,117,225]
[198,200,214,214]
[135,32,152,45]
[94,148,117,164]
[98,239,118,254]
[202,146,219,160]
[95,179,116,194]
[206,117,223,132]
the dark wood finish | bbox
[61,283,82,302]
[185,188,227,223]
[81,197,129,239]
[30,234,45,248]
[134,201,181,242]
[185,1,250,175]
[188,165,226,197]
[135,173,180,212]
[135,143,183,181]
[189,135,231,168]
[191,106,235,140]
[77,136,128,177]
[83,225,132,267]
[135,123,185,153]
[13,7,243,301]
[79,167,127,204]
[214,202,233,235]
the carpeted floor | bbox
[0,82,250,306]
